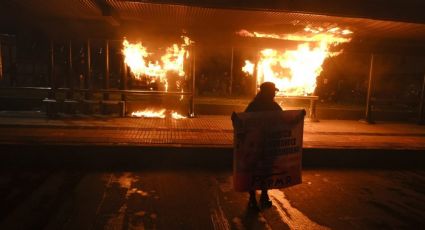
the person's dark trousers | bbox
[248,189,272,209]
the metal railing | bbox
[0,86,195,117]
[276,95,319,121]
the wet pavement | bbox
[0,169,424,229]
[0,112,424,229]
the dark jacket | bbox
[245,95,283,112]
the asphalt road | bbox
[0,169,424,230]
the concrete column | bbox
[309,98,319,122]
[364,54,375,124]
[189,45,196,117]
[121,53,127,101]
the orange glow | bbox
[242,60,255,75]
[131,109,166,118]
[239,26,352,96]
[122,36,191,91]
[171,111,186,119]
[131,109,187,119]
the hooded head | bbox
[256,82,279,100]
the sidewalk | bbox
[0,111,424,150]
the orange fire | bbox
[241,60,255,75]
[122,36,191,91]
[171,111,187,119]
[131,109,166,118]
[239,26,352,96]
[131,109,186,119]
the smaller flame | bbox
[131,109,187,119]
[131,109,166,118]
[171,112,186,119]
[242,60,255,75]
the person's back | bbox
[244,82,282,210]
[245,81,282,112]
[245,96,282,112]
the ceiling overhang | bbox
[1,0,425,54]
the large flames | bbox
[122,36,191,91]
[239,26,352,96]
[123,36,191,119]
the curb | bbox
[0,144,423,170]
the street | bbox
[0,115,423,230]
[1,168,424,229]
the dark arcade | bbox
[0,1,424,229]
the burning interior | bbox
[120,24,353,118]
[0,0,425,121]
[121,36,192,118]
[239,26,352,96]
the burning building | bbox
[0,0,425,121]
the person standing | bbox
[244,81,283,210]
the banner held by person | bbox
[231,110,305,192]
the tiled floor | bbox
[0,114,424,149]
